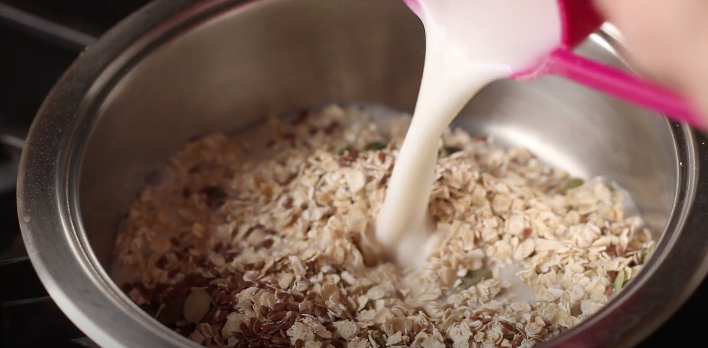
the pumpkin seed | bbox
[455,268,493,292]
[335,145,352,155]
[646,242,656,261]
[635,251,646,265]
[562,178,585,194]
[362,141,387,152]
[209,278,228,288]
[183,288,211,324]
[613,269,626,292]
[372,329,388,347]
[440,146,462,157]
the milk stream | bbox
[376,0,563,268]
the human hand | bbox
[594,0,708,124]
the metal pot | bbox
[16,0,708,347]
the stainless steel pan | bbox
[17,0,708,347]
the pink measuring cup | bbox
[402,0,704,128]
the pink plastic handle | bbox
[543,49,704,127]
[557,0,604,49]
[402,0,421,17]
[401,0,704,127]
[518,0,706,127]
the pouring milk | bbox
[375,0,563,268]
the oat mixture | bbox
[114,104,655,348]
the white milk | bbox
[376,0,563,268]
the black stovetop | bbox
[0,1,706,347]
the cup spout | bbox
[401,0,422,17]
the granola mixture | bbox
[114,104,655,348]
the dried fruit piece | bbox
[362,141,387,152]
[562,178,585,194]
[203,185,228,207]
[158,297,186,326]
[183,288,211,324]
[440,146,461,157]
[372,329,388,348]
[455,268,493,291]
[205,185,227,200]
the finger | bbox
[592,0,620,18]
